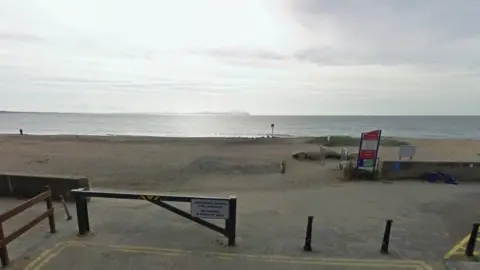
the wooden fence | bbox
[0,187,56,267]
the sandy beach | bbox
[1,135,480,193]
[2,134,480,270]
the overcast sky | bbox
[1,0,479,115]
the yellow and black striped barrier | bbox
[70,188,238,246]
[139,195,160,201]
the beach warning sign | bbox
[191,199,229,219]
[356,129,382,171]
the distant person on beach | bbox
[19,129,23,135]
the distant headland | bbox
[187,111,250,116]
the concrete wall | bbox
[0,173,89,201]
[381,161,480,182]
[0,174,10,196]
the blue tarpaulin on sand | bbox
[426,172,457,185]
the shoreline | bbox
[1,133,479,141]
[3,114,480,140]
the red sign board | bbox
[356,129,382,171]
[359,150,377,159]
[362,130,381,140]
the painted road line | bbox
[115,249,425,269]
[23,243,186,270]
[23,242,68,270]
[24,242,90,270]
[74,241,426,264]
[212,256,424,269]
[450,251,480,256]
[26,242,73,270]
[22,240,433,270]
[444,233,480,259]
[117,248,184,256]
[76,242,424,264]
[205,252,426,265]
[209,254,430,270]
[61,241,432,269]
[250,258,424,269]
[115,248,425,269]
[62,241,193,254]
[444,234,471,259]
[65,242,190,256]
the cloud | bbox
[1,0,480,114]
[193,0,480,68]
[0,32,44,43]
[287,0,480,67]
[200,48,288,61]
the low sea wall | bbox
[381,161,480,182]
[0,173,89,201]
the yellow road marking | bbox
[111,248,425,269]
[66,241,432,269]
[451,251,479,255]
[26,243,71,270]
[248,258,424,269]
[117,249,183,256]
[204,251,425,265]
[109,244,426,269]
[444,234,471,259]
[24,240,433,270]
[23,242,66,270]
[63,241,192,254]
[101,242,427,265]
[213,256,424,269]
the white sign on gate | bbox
[191,199,229,219]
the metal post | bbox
[82,196,90,233]
[0,224,9,267]
[75,194,90,235]
[225,196,237,246]
[381,219,393,254]
[466,223,479,257]
[60,195,72,221]
[303,216,314,251]
[45,188,56,233]
[371,130,382,180]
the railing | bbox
[0,187,56,267]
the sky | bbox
[1,0,480,115]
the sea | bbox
[1,113,479,139]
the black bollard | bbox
[465,223,479,257]
[303,216,314,252]
[380,219,393,254]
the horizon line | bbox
[1,110,480,117]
